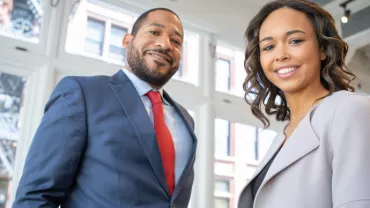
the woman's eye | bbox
[263,45,274,51]
[290,39,304,44]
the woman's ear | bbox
[320,48,327,60]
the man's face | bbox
[123,10,183,88]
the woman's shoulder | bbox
[327,90,368,108]
[320,90,369,119]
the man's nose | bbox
[155,35,173,52]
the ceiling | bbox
[118,0,370,93]
[119,0,370,48]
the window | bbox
[214,118,277,207]
[85,18,105,56]
[214,179,231,208]
[65,0,135,64]
[0,0,43,43]
[215,180,230,193]
[258,129,278,160]
[215,44,246,97]
[171,31,200,85]
[215,198,229,208]
[214,118,230,158]
[0,72,26,207]
[108,25,127,61]
[235,123,259,162]
[215,58,231,92]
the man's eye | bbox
[172,40,181,45]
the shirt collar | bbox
[120,68,169,105]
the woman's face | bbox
[259,8,327,94]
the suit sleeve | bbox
[13,77,87,208]
[331,95,370,208]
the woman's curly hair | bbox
[243,0,355,128]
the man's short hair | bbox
[131,8,181,36]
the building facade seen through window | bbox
[0,72,26,208]
[214,118,277,208]
[0,0,43,43]
[215,45,246,97]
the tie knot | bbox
[146,91,162,105]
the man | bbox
[13,8,197,208]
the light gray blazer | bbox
[238,90,370,208]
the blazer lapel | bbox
[163,91,197,199]
[259,110,320,191]
[108,70,169,196]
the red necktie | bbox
[146,91,175,196]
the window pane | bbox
[0,0,43,43]
[65,0,137,63]
[215,45,246,97]
[215,198,229,208]
[84,18,105,56]
[215,180,229,193]
[108,25,127,61]
[0,72,26,207]
[235,123,258,162]
[172,31,200,86]
[214,118,230,158]
[258,129,277,160]
[215,58,231,92]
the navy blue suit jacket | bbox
[13,70,197,208]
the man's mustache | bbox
[145,49,174,64]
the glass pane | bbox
[215,45,246,97]
[235,123,258,162]
[214,118,230,158]
[215,180,229,193]
[0,72,26,207]
[215,58,231,92]
[0,0,43,43]
[108,25,127,61]
[173,50,184,78]
[171,31,200,86]
[258,129,277,160]
[65,0,137,63]
[84,18,105,56]
[215,198,229,208]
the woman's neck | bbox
[285,84,329,125]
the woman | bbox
[238,0,370,208]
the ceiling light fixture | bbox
[339,0,356,24]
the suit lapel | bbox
[108,70,169,196]
[163,91,197,199]
[259,111,320,192]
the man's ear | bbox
[122,34,134,48]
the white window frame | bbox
[0,0,54,55]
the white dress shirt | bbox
[121,68,193,184]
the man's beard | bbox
[126,44,178,88]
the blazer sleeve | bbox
[13,77,87,208]
[331,94,370,208]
